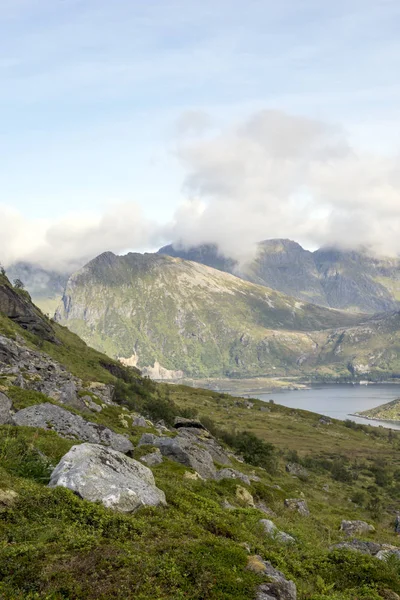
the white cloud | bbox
[169,110,400,259]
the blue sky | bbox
[1,0,400,268]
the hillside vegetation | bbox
[0,274,400,599]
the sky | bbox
[1,0,400,270]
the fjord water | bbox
[251,384,400,430]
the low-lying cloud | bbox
[2,109,400,274]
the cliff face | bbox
[159,240,400,314]
[0,274,57,341]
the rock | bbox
[0,391,13,425]
[140,449,163,467]
[285,463,309,479]
[13,403,133,453]
[284,498,310,517]
[138,433,158,446]
[14,373,25,388]
[319,416,332,425]
[184,471,203,480]
[139,433,216,479]
[376,546,400,561]
[256,502,276,517]
[81,395,103,413]
[236,485,255,507]
[176,427,232,466]
[340,520,375,537]
[260,519,295,544]
[0,489,18,510]
[49,443,166,512]
[133,416,148,428]
[248,557,297,600]
[174,416,206,430]
[322,484,329,492]
[260,407,270,412]
[395,515,400,534]
[59,382,90,412]
[221,499,235,510]
[330,539,381,555]
[215,468,251,486]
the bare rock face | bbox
[0,391,13,425]
[49,443,166,512]
[13,403,133,454]
[284,498,310,517]
[247,556,297,600]
[340,520,375,537]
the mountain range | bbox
[159,239,400,314]
[54,250,400,380]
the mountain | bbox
[1,270,400,599]
[5,262,69,315]
[54,250,397,380]
[159,240,400,313]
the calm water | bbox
[250,384,400,430]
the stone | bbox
[0,391,13,425]
[322,484,330,492]
[175,427,231,466]
[140,449,163,467]
[215,468,251,486]
[330,539,381,555]
[395,515,400,534]
[256,502,276,517]
[133,416,148,428]
[236,485,255,507]
[13,403,133,454]
[248,557,297,600]
[319,416,332,425]
[376,546,400,561]
[184,471,203,480]
[260,519,295,544]
[285,463,309,479]
[81,396,103,412]
[59,381,88,411]
[49,443,166,512]
[0,489,18,510]
[174,416,206,430]
[139,433,216,479]
[340,520,375,537]
[284,498,310,517]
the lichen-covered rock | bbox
[13,403,133,453]
[0,489,18,510]
[330,539,381,555]
[247,556,297,600]
[284,498,310,517]
[140,449,163,467]
[260,519,295,544]
[49,443,166,512]
[236,485,255,507]
[285,463,309,480]
[0,391,13,425]
[376,546,400,561]
[215,468,251,486]
[340,520,375,537]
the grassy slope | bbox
[1,299,400,599]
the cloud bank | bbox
[2,109,400,273]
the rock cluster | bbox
[247,556,297,600]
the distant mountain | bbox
[159,240,400,313]
[55,250,400,380]
[5,262,69,315]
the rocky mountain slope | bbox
[54,251,372,379]
[159,240,400,313]
[1,272,400,599]
[55,251,400,380]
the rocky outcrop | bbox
[49,444,166,512]
[331,539,381,555]
[340,520,375,537]
[139,433,216,479]
[284,498,310,517]
[247,556,297,600]
[285,463,309,480]
[0,391,13,425]
[215,468,251,486]
[0,279,56,341]
[260,519,295,544]
[13,403,133,453]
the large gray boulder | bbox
[49,443,166,512]
[0,392,13,425]
[340,520,375,537]
[139,433,216,479]
[13,403,133,453]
